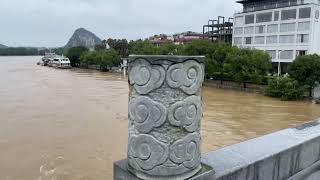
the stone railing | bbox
[114,55,320,180]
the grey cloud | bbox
[0,0,241,47]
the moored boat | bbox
[47,55,71,69]
[40,53,56,66]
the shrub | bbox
[265,77,303,101]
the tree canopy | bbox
[289,54,320,96]
[80,49,121,71]
[65,46,89,67]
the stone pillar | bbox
[313,82,320,104]
[127,55,205,180]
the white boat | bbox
[48,56,71,69]
[40,53,57,66]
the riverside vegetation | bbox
[64,39,320,101]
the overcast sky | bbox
[0,0,241,47]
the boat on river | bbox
[39,53,56,66]
[47,55,71,69]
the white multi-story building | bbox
[232,0,320,73]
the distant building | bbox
[232,0,320,73]
[203,16,234,44]
[173,31,203,45]
[149,34,173,46]
[149,32,203,46]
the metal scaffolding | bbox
[203,16,233,44]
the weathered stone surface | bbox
[168,96,202,132]
[114,159,216,180]
[129,96,167,133]
[127,55,205,180]
[202,119,320,180]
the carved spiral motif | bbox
[129,134,169,171]
[129,96,167,133]
[166,60,204,95]
[170,133,201,169]
[168,96,202,132]
[129,59,165,94]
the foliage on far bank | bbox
[289,54,320,97]
[128,40,272,87]
[0,47,65,56]
[128,40,177,55]
[80,49,121,71]
[65,46,89,67]
[265,76,304,101]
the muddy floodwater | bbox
[1,56,320,180]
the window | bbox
[254,2,265,11]
[267,24,278,33]
[298,21,310,31]
[280,50,294,59]
[278,0,290,8]
[245,14,255,24]
[281,9,297,20]
[297,34,309,43]
[266,50,277,59]
[234,37,243,45]
[299,7,311,19]
[289,0,297,6]
[274,11,280,21]
[245,37,253,44]
[280,35,295,43]
[234,27,243,35]
[280,23,296,32]
[254,36,265,44]
[255,25,265,34]
[266,2,277,9]
[266,35,278,44]
[244,3,254,12]
[256,12,272,23]
[296,50,307,56]
[244,26,254,34]
[235,16,244,26]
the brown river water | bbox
[1,56,320,180]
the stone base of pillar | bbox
[113,159,215,180]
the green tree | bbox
[155,43,179,55]
[128,40,157,55]
[289,54,320,97]
[80,49,121,71]
[265,76,303,101]
[66,47,89,67]
[107,38,129,57]
[181,40,231,82]
[224,48,271,88]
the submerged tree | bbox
[80,49,121,71]
[65,46,89,67]
[265,76,303,101]
[289,54,320,97]
[224,48,272,88]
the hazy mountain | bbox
[65,28,102,49]
[0,44,8,48]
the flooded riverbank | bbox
[1,56,320,180]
